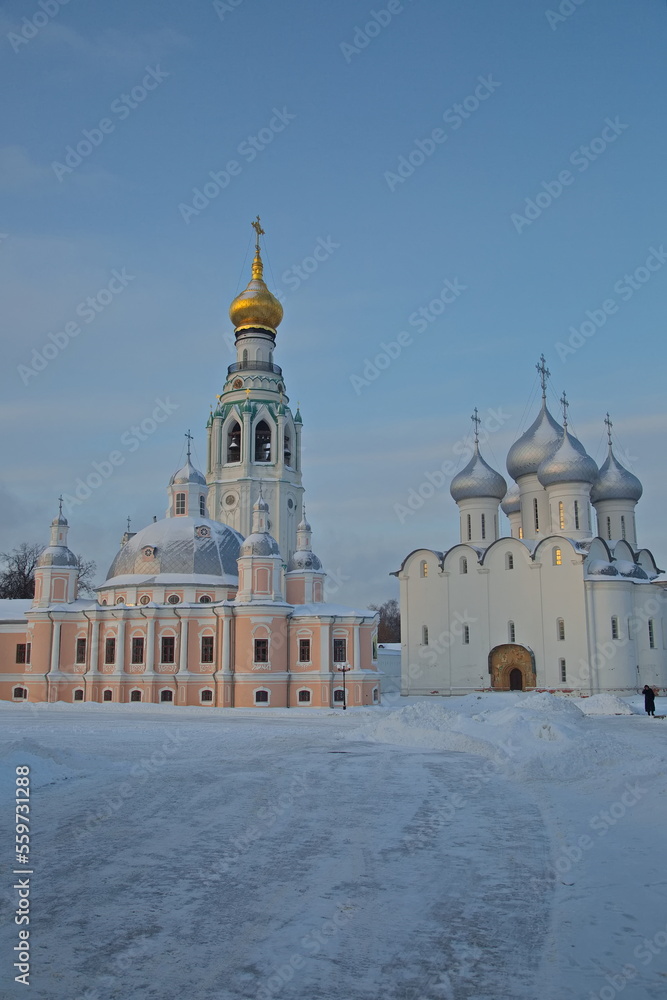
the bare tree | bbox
[0,543,97,599]
[368,598,401,642]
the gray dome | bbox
[106,516,242,581]
[586,559,619,577]
[169,457,206,487]
[287,550,322,572]
[501,483,521,516]
[240,532,281,557]
[591,447,643,503]
[537,429,598,487]
[507,402,565,481]
[37,545,78,568]
[450,445,507,502]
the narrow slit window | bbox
[508,621,516,643]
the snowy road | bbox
[1,705,552,1000]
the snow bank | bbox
[575,694,635,716]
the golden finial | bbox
[251,215,265,280]
[245,387,251,397]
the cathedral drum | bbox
[488,644,536,691]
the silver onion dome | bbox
[537,429,598,487]
[287,549,323,571]
[506,401,566,481]
[169,457,206,487]
[106,516,242,581]
[240,532,281,557]
[590,446,643,503]
[500,483,521,516]
[37,545,78,568]
[450,444,507,502]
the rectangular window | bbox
[104,637,116,664]
[621,515,626,540]
[26,642,31,664]
[534,498,539,533]
[254,638,269,663]
[508,622,515,643]
[131,637,144,664]
[199,496,206,516]
[201,636,214,663]
[422,626,429,646]
[333,638,347,663]
[648,620,656,649]
[560,658,567,683]
[466,514,472,541]
[559,501,565,531]
[611,617,619,641]
[298,638,311,663]
[16,643,26,664]
[481,513,486,540]
[557,619,565,641]
[463,625,470,645]
[161,636,175,663]
[574,501,580,530]
[75,637,87,664]
[175,493,186,515]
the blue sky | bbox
[1,0,666,606]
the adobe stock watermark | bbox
[178,107,296,224]
[511,117,628,234]
[384,75,501,191]
[394,406,511,523]
[545,0,587,31]
[62,397,180,514]
[213,0,245,20]
[555,245,667,362]
[340,0,415,63]
[7,0,73,54]
[52,66,169,181]
[18,268,136,385]
[349,276,467,394]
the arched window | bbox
[557,618,565,641]
[73,689,84,701]
[284,431,292,466]
[254,420,272,462]
[201,689,213,702]
[481,513,486,540]
[373,688,379,702]
[175,493,186,516]
[606,516,612,540]
[574,500,580,530]
[420,560,428,578]
[553,548,562,566]
[508,621,516,643]
[103,689,113,701]
[466,514,472,541]
[463,625,470,645]
[160,690,173,703]
[227,421,241,463]
[505,553,514,570]
[621,515,626,540]
[559,501,565,531]
[199,496,206,517]
[460,557,468,575]
[533,498,539,533]
[518,527,523,539]
[255,689,269,704]
[298,690,311,703]
[648,620,656,649]
[333,689,345,703]
[422,626,429,646]
[130,690,142,702]
[611,616,619,640]
[13,686,27,700]
[242,349,248,365]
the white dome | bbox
[106,516,242,583]
[169,457,206,487]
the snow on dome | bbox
[106,516,242,582]
[500,483,521,516]
[585,559,619,577]
[537,429,598,487]
[450,444,507,502]
[168,457,206,487]
[614,560,649,580]
[37,545,78,569]
[287,549,322,572]
[506,401,564,481]
[590,446,643,503]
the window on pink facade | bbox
[254,638,269,663]
[298,638,311,663]
[161,636,175,663]
[131,637,144,664]
[104,638,115,664]
[201,636,214,663]
[75,638,87,664]
[333,638,346,663]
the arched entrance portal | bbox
[489,644,536,691]
[509,668,523,691]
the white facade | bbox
[397,379,666,697]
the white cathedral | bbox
[396,359,667,696]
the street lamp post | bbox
[337,662,352,710]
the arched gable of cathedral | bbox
[479,535,532,569]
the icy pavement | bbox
[0,694,666,999]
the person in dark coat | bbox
[642,685,656,716]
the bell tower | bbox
[206,218,304,562]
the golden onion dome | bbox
[229,232,283,333]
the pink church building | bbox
[0,224,380,708]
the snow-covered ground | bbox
[1,693,666,999]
